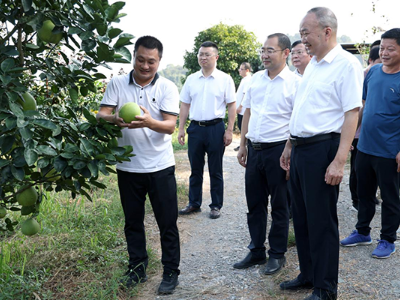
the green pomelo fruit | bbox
[44,168,61,182]
[20,92,37,111]
[21,218,41,236]
[119,102,141,123]
[0,207,6,218]
[16,186,38,206]
[38,20,63,44]
[21,205,36,216]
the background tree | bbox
[183,23,261,87]
[158,64,186,91]
[0,0,134,233]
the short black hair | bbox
[370,39,381,49]
[291,40,303,49]
[368,47,380,63]
[200,41,219,54]
[241,62,252,72]
[134,35,163,59]
[381,28,400,46]
[267,33,291,51]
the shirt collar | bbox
[198,68,220,79]
[263,65,291,80]
[129,69,159,86]
[310,43,342,65]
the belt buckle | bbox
[198,121,206,127]
[252,143,262,150]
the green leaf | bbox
[9,102,24,117]
[88,161,99,178]
[73,160,86,170]
[25,43,40,50]
[82,39,96,52]
[1,136,15,153]
[114,34,134,48]
[11,166,25,181]
[24,148,38,166]
[108,28,122,40]
[69,87,79,102]
[83,108,97,124]
[37,145,57,156]
[37,157,50,169]
[96,24,107,36]
[22,0,33,12]
[33,119,58,130]
[1,58,15,72]
[80,139,94,155]
[97,42,114,62]
[60,152,75,159]
[5,116,17,130]
[68,27,83,35]
[90,180,106,189]
[115,46,131,62]
[0,159,9,168]
[80,86,88,97]
[19,127,33,140]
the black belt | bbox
[290,133,340,147]
[248,140,286,151]
[191,118,223,127]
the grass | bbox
[0,169,189,300]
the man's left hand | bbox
[325,159,345,186]
[396,151,400,172]
[224,130,233,146]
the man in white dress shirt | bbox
[233,33,300,275]
[279,7,363,300]
[291,40,312,77]
[178,41,236,219]
[234,62,252,151]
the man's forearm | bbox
[335,108,359,164]
[178,103,190,130]
[240,108,250,147]
[226,102,236,131]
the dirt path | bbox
[138,135,400,300]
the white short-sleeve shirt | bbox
[180,68,236,121]
[100,71,179,173]
[236,74,252,116]
[289,44,363,137]
[243,66,301,143]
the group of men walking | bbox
[96,5,400,300]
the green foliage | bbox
[0,0,135,232]
[158,64,186,91]
[183,23,261,87]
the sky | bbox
[105,0,400,74]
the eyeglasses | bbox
[258,48,285,55]
[291,50,305,56]
[197,53,216,58]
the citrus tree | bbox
[183,23,261,87]
[0,0,135,234]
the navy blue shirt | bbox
[358,64,400,159]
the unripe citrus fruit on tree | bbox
[119,102,141,123]
[38,20,63,44]
[20,92,37,111]
[0,207,6,218]
[16,186,38,206]
[21,218,41,236]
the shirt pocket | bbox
[309,82,333,108]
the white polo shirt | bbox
[242,66,301,143]
[290,44,363,137]
[236,74,252,116]
[100,70,179,173]
[180,68,236,121]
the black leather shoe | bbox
[233,252,266,269]
[179,205,201,215]
[119,265,147,288]
[280,277,313,290]
[209,208,221,219]
[263,256,286,275]
[157,271,179,295]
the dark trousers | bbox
[237,114,243,132]
[349,139,359,202]
[290,138,340,296]
[245,142,289,259]
[356,151,400,243]
[117,166,180,272]
[187,121,225,209]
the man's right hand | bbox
[237,146,247,168]
[178,128,185,145]
[280,142,291,171]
